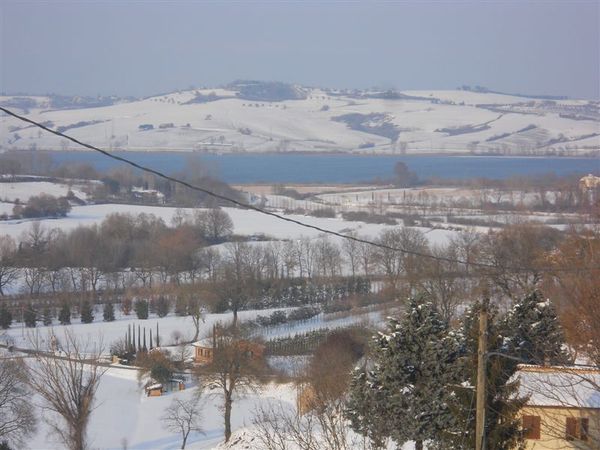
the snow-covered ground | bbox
[0,181,88,203]
[24,365,296,450]
[0,203,459,246]
[2,87,597,154]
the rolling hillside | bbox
[1,81,598,155]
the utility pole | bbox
[475,299,489,450]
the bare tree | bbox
[376,228,428,294]
[0,358,36,448]
[26,331,106,450]
[342,234,359,278]
[0,236,19,296]
[419,243,467,322]
[196,330,264,442]
[162,390,205,449]
[195,208,233,242]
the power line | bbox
[0,106,598,275]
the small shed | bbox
[145,383,163,397]
[169,378,186,392]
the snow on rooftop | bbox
[517,365,600,409]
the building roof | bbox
[192,338,214,348]
[517,365,600,409]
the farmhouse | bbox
[579,174,600,191]
[517,365,600,449]
[192,337,265,364]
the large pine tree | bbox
[440,301,527,450]
[502,289,570,365]
[347,296,460,450]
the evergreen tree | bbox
[439,301,527,450]
[103,302,115,322]
[502,290,570,365]
[174,295,187,316]
[58,302,71,325]
[0,304,12,329]
[346,368,389,449]
[42,306,53,326]
[80,300,94,324]
[134,299,149,319]
[156,296,170,318]
[347,296,461,450]
[23,304,36,328]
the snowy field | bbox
[0,181,88,203]
[20,364,415,450]
[25,366,297,450]
[0,203,459,247]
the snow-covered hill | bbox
[1,82,598,155]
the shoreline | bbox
[36,149,600,159]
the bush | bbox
[174,296,187,316]
[134,299,149,320]
[156,296,170,318]
[23,304,36,327]
[80,300,94,324]
[309,208,336,218]
[288,306,320,322]
[269,310,288,325]
[103,302,115,322]
[136,350,174,384]
[58,302,71,325]
[342,211,397,225]
[13,194,71,219]
[0,304,12,329]
[42,306,53,325]
[323,301,352,314]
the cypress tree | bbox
[0,304,12,329]
[58,302,71,325]
[80,300,94,324]
[132,325,136,352]
[103,302,115,322]
[347,296,461,450]
[23,304,37,328]
[156,322,160,347]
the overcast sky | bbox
[1,1,598,99]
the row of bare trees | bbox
[0,212,582,324]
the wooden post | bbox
[475,300,489,450]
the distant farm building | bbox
[579,174,600,191]
[517,365,600,449]
[192,337,265,364]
